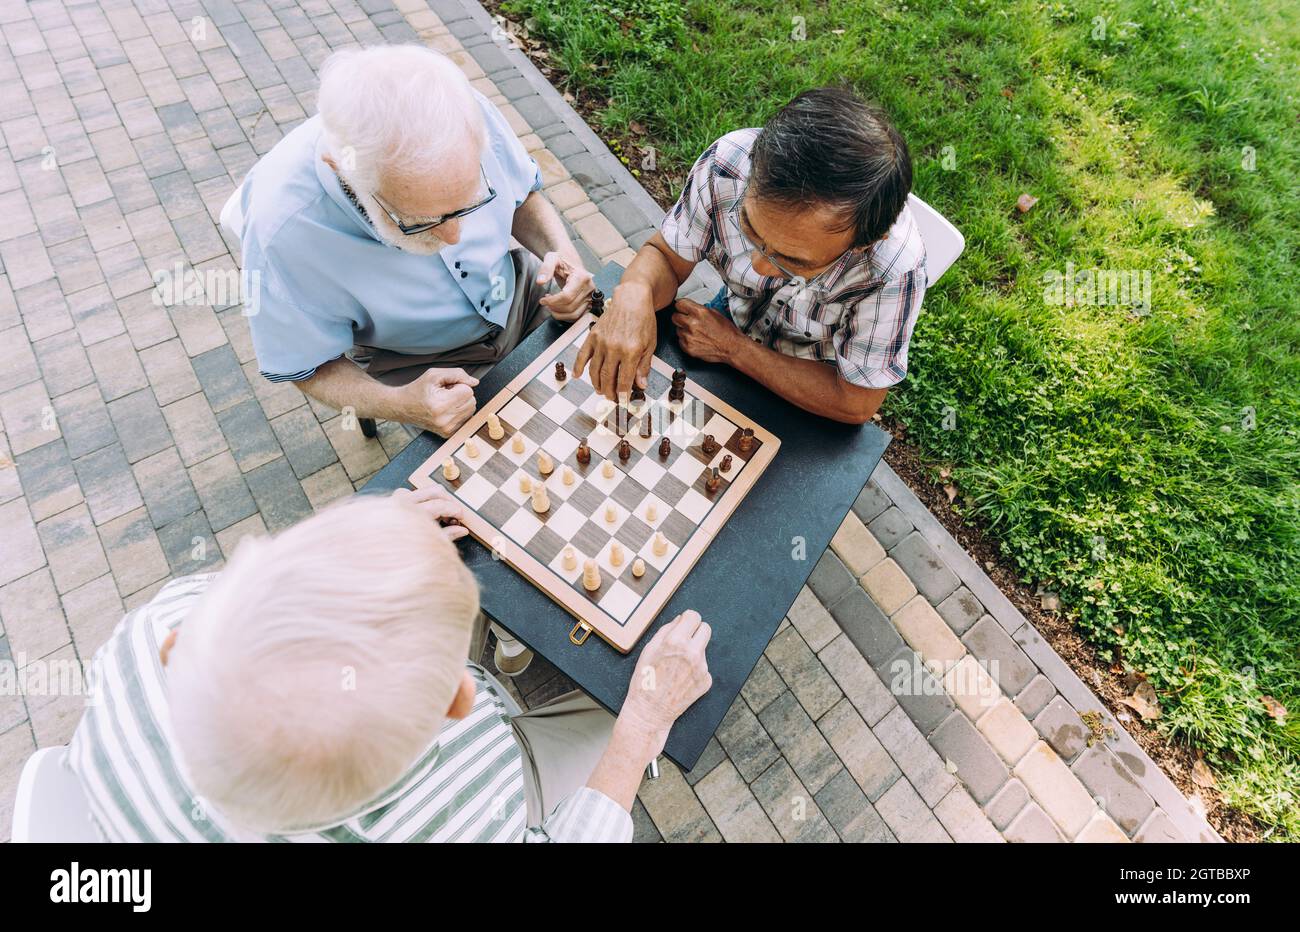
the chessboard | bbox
[408,312,780,653]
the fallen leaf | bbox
[1261,695,1287,723]
[944,757,959,775]
[1192,755,1217,789]
[629,120,647,135]
[1016,193,1038,213]
[1000,86,1015,99]
[1119,679,1162,721]
[943,483,958,503]
[1039,590,1060,612]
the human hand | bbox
[391,485,469,541]
[536,251,595,321]
[573,286,657,400]
[406,367,478,436]
[671,298,743,364]
[619,611,712,750]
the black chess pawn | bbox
[738,427,755,453]
[618,439,632,462]
[720,454,734,473]
[554,361,566,382]
[576,439,591,464]
[658,437,671,459]
[701,434,719,456]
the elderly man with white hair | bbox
[236,44,594,438]
[67,488,712,842]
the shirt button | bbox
[460,271,468,279]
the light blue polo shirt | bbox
[238,92,543,381]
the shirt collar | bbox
[313,130,384,244]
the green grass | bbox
[503,0,1300,836]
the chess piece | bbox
[610,542,624,567]
[706,467,721,494]
[645,502,657,522]
[554,361,566,382]
[701,434,719,456]
[632,558,646,578]
[618,439,631,462]
[465,439,480,458]
[658,437,671,459]
[519,475,532,494]
[669,369,686,403]
[738,427,755,453]
[582,558,600,591]
[590,290,605,315]
[604,503,617,523]
[630,386,646,404]
[537,451,554,475]
[639,415,652,439]
[562,465,575,486]
[601,460,615,479]
[576,439,591,464]
[487,413,504,440]
[442,460,460,482]
[652,531,668,556]
[511,434,525,454]
[562,545,577,571]
[531,485,550,514]
[720,454,733,473]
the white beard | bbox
[369,217,447,256]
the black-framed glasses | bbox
[371,166,497,236]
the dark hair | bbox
[750,86,912,248]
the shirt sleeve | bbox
[478,93,542,207]
[243,255,356,382]
[521,787,634,843]
[658,141,719,263]
[833,265,927,389]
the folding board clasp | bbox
[569,621,592,646]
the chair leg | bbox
[360,417,378,438]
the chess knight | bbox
[575,87,925,426]
[234,44,596,439]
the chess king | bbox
[234,44,595,438]
[575,86,925,425]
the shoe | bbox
[494,641,534,676]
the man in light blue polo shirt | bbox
[237,44,594,438]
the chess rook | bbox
[562,545,577,571]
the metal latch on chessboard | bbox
[569,621,593,646]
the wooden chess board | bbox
[409,313,780,653]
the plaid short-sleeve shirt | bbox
[660,129,927,389]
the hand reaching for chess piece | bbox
[388,485,468,542]
[535,251,595,321]
[400,367,479,437]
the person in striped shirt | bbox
[576,85,927,425]
[67,488,712,843]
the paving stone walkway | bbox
[0,0,1218,843]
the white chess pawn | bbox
[562,466,575,486]
[531,485,550,514]
[562,545,577,571]
[487,413,504,440]
[582,558,601,592]
[519,475,532,494]
[632,558,646,578]
[511,434,525,454]
[601,460,615,479]
[644,503,658,522]
[604,503,617,523]
[652,531,668,556]
[443,460,460,481]
[610,542,624,567]
[464,439,479,458]
[537,451,554,475]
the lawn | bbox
[500,0,1300,837]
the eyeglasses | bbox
[371,166,497,236]
[737,191,853,283]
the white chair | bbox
[907,192,965,286]
[11,746,99,842]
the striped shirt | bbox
[67,575,631,843]
[661,129,927,389]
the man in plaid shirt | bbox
[576,86,926,423]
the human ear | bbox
[445,669,476,720]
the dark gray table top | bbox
[360,264,890,770]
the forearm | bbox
[296,357,416,424]
[583,715,665,811]
[614,241,690,316]
[729,339,887,424]
[512,191,582,264]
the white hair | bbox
[166,494,480,833]
[317,44,485,193]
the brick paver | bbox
[0,0,1216,845]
